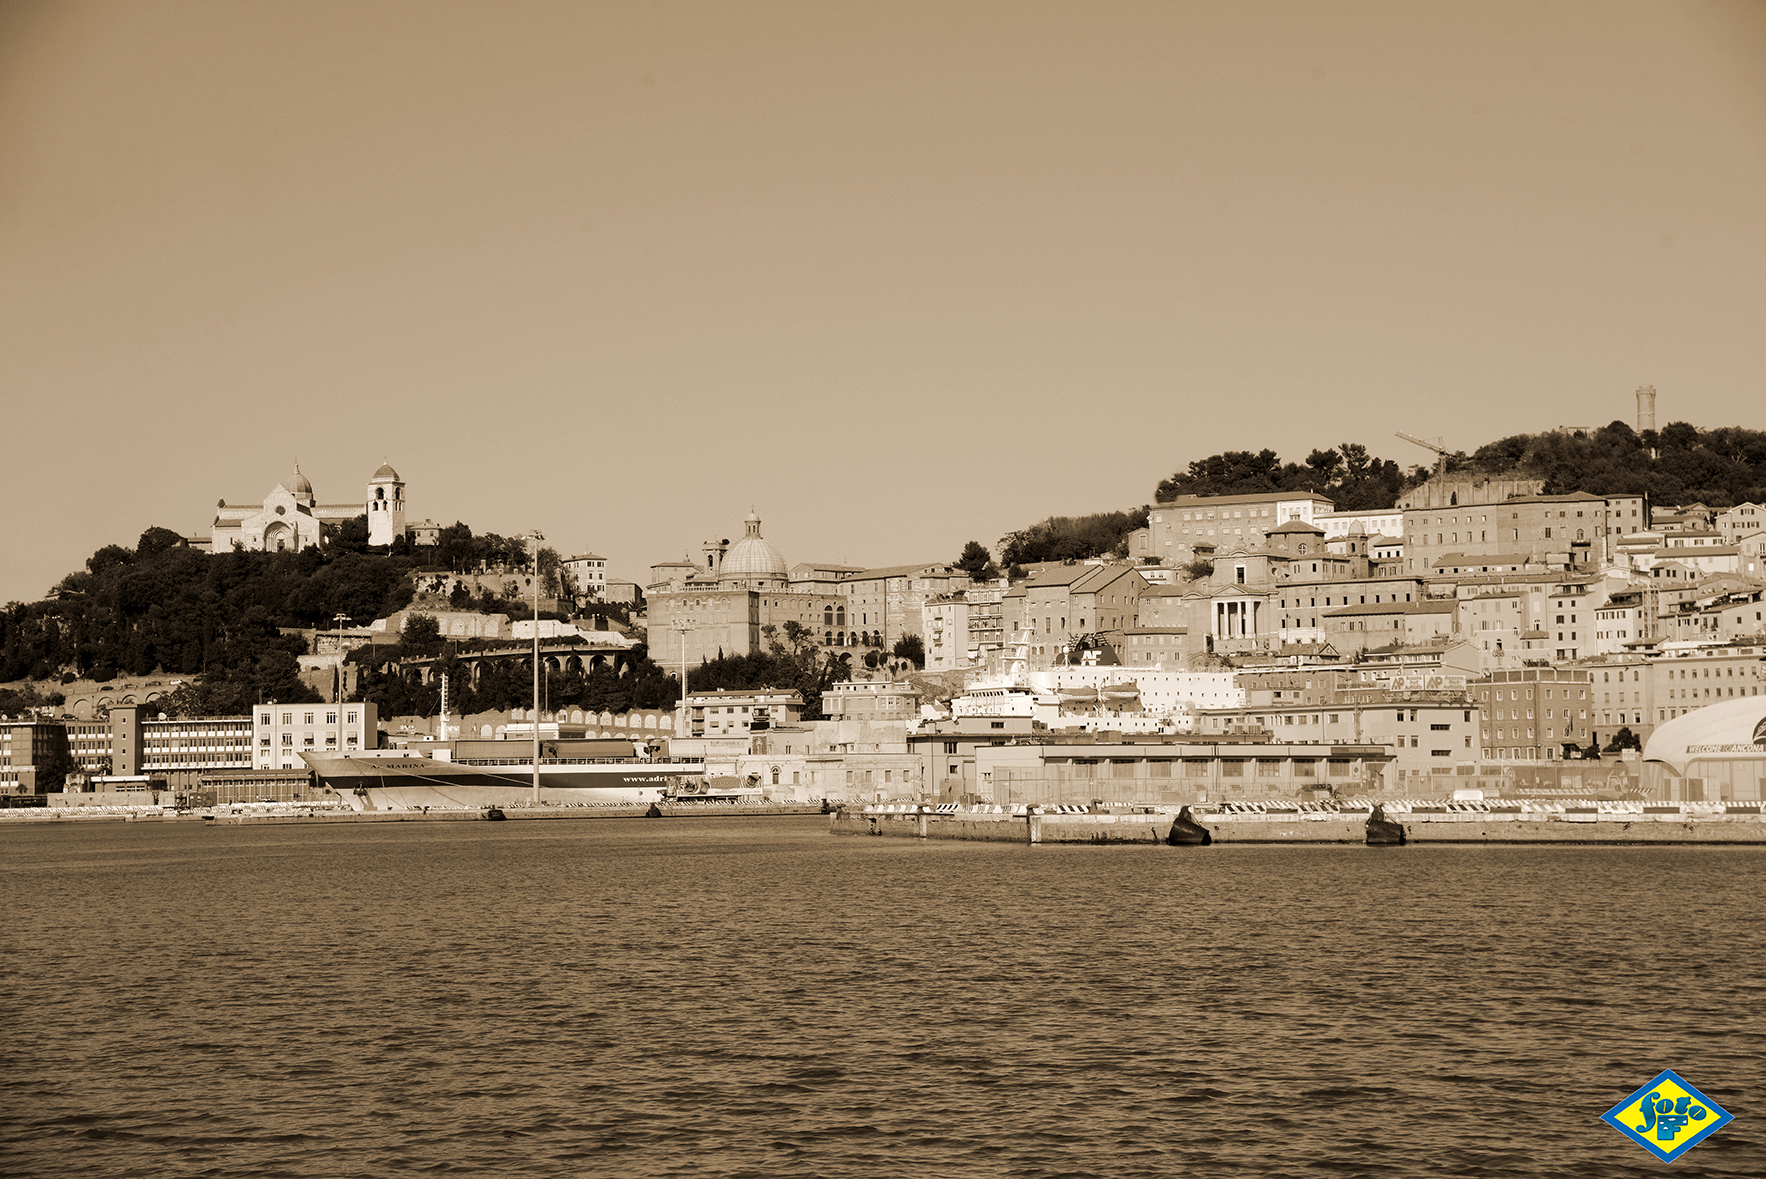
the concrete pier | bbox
[828,803,1766,846]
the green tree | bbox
[955,540,997,580]
[331,514,371,555]
[35,740,71,792]
[892,634,925,669]
[136,526,185,561]
[159,679,250,719]
[402,613,442,646]
[86,544,135,579]
[999,509,1149,566]
[537,546,563,598]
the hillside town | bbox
[4,390,1766,811]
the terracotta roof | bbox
[1324,600,1456,617]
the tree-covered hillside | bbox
[0,520,542,690]
[1465,421,1766,506]
[996,509,1151,567]
[1155,442,1417,509]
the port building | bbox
[1640,696,1766,802]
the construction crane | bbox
[1395,431,1449,480]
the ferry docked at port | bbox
[303,739,713,811]
[928,629,1203,735]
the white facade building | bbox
[255,702,379,771]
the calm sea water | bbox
[3,816,1762,1178]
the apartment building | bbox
[1147,492,1335,560]
[1403,492,1616,574]
[250,703,379,772]
[1586,657,1654,749]
[685,689,805,737]
[1320,600,1458,656]
[1716,503,1766,546]
[6,703,380,794]
[1591,591,1648,654]
[1198,670,1479,786]
[820,681,921,723]
[838,564,967,650]
[1658,584,1766,642]
[1644,643,1766,725]
[1474,669,1593,760]
[1018,564,1150,667]
[1120,627,1189,669]
[561,552,609,600]
[0,721,65,794]
[1315,508,1405,541]
[922,594,971,671]
[1274,578,1424,633]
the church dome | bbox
[286,463,313,496]
[373,462,400,481]
[720,511,788,582]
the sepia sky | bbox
[2,0,1763,604]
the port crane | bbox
[1395,431,1449,480]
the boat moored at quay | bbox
[303,740,711,812]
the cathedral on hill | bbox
[205,462,434,552]
[645,511,847,665]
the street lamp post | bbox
[332,612,351,761]
[527,531,545,804]
[673,616,698,738]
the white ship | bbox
[303,745,710,811]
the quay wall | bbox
[3,803,826,826]
[1205,817,1368,844]
[830,807,1766,846]
[830,810,1168,844]
[1396,818,1766,844]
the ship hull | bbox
[303,755,705,811]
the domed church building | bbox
[646,511,847,667]
[206,461,418,553]
[714,511,791,591]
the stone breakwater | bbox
[829,802,1766,846]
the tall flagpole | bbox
[528,530,545,804]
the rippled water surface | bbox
[4,817,1763,1177]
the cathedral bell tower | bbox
[367,462,407,547]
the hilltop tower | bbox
[366,462,406,547]
[1636,385,1657,435]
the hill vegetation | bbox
[0,520,559,712]
[1155,442,1417,509]
[994,509,1152,567]
[1462,421,1766,505]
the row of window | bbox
[259,711,358,726]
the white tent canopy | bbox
[1642,697,1766,776]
